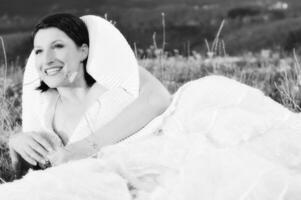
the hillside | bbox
[1,0,301,61]
[224,17,301,53]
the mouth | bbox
[44,66,63,76]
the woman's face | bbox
[33,27,88,88]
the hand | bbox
[47,138,99,166]
[46,147,71,166]
[8,132,56,166]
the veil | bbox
[22,15,140,132]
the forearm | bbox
[92,92,169,147]
[67,90,171,158]
[88,70,172,148]
[64,67,171,160]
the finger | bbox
[19,151,37,166]
[24,146,45,165]
[9,149,19,169]
[46,151,60,167]
[31,133,54,152]
[28,140,48,158]
[9,148,18,162]
[47,148,69,166]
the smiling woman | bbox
[32,14,95,91]
[34,28,89,87]
[8,13,171,171]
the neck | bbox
[56,64,93,104]
[57,80,91,105]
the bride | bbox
[9,13,171,172]
[1,13,301,200]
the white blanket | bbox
[1,75,301,200]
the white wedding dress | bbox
[0,75,300,200]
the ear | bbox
[79,44,89,62]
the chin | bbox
[43,77,66,89]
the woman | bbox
[2,13,301,199]
[9,13,171,172]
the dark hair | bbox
[32,13,95,92]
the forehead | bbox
[34,27,73,46]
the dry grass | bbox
[140,51,301,112]
[0,36,23,182]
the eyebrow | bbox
[34,40,64,49]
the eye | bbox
[34,49,42,55]
[54,43,64,49]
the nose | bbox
[44,49,56,65]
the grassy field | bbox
[0,49,301,182]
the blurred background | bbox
[1,0,301,61]
[1,0,301,182]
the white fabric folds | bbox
[2,75,301,199]
[80,15,139,96]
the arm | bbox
[49,67,172,165]
[91,67,171,145]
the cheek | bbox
[34,57,43,73]
[66,51,82,69]
[55,51,68,62]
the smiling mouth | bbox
[44,67,63,76]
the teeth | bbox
[45,67,62,76]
